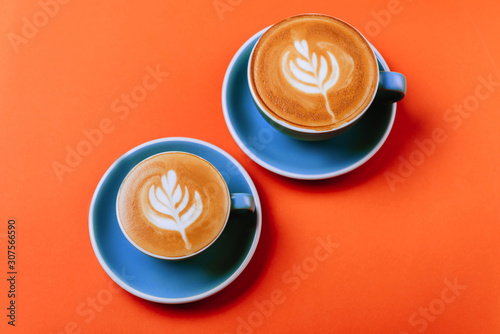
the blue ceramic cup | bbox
[116,151,255,261]
[247,14,406,141]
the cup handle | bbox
[375,71,407,103]
[230,193,255,215]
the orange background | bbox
[1,0,500,333]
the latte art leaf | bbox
[282,39,345,118]
[143,170,203,250]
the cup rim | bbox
[115,151,232,261]
[247,13,379,134]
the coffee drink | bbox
[249,14,379,131]
[116,152,230,258]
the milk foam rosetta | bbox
[250,14,379,130]
[282,39,354,117]
[117,152,230,258]
[144,170,203,250]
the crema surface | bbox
[117,152,230,258]
[250,14,378,130]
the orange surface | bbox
[1,0,500,333]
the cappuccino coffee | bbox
[249,14,379,131]
[116,152,230,258]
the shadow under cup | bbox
[115,152,255,261]
[247,14,407,141]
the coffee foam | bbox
[117,152,230,258]
[250,14,378,130]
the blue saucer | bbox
[89,138,261,304]
[222,30,398,179]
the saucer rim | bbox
[222,30,397,180]
[88,137,262,304]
